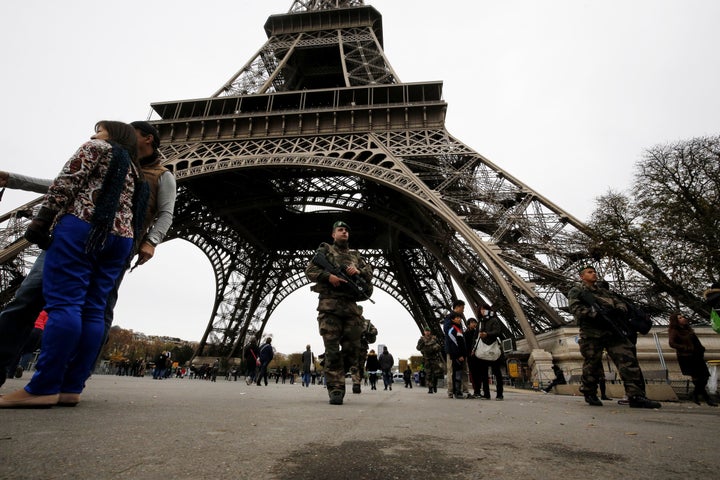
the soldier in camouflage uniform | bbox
[351,312,377,392]
[567,265,660,409]
[305,221,374,405]
[416,329,444,394]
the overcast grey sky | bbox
[1,1,718,361]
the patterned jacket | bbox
[43,140,139,238]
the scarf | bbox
[85,142,149,254]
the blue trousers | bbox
[25,215,131,395]
[382,369,392,388]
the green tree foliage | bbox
[285,352,303,368]
[588,135,720,314]
[100,326,198,366]
[269,352,287,370]
[170,344,196,366]
[409,355,424,369]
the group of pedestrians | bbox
[434,300,505,400]
[415,263,719,409]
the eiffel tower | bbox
[0,0,682,370]
[155,0,586,357]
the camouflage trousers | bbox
[578,325,644,397]
[423,355,444,388]
[316,298,364,389]
[353,350,368,385]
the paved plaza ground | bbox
[1,374,718,480]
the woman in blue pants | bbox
[0,120,147,408]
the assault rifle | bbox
[311,251,375,304]
[577,290,630,339]
[612,292,652,336]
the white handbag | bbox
[473,336,502,361]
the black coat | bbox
[365,353,380,371]
[669,326,709,378]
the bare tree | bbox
[588,135,720,318]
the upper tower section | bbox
[289,0,365,12]
[213,0,397,97]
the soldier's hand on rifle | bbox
[345,264,359,276]
[328,274,347,287]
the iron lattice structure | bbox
[0,1,685,359]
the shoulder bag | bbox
[473,336,502,361]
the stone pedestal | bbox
[528,349,554,388]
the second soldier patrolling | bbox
[305,221,374,405]
[567,265,660,408]
[416,329,444,394]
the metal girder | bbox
[289,0,364,13]
[0,198,43,309]
[214,5,395,97]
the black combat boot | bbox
[352,384,361,394]
[628,395,661,409]
[328,386,345,405]
[584,394,603,406]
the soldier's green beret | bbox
[333,220,350,231]
[579,264,596,273]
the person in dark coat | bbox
[243,338,259,385]
[255,337,274,386]
[477,306,505,400]
[668,312,718,406]
[403,366,413,388]
[301,344,315,388]
[378,346,394,391]
[365,349,380,390]
[445,312,467,399]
